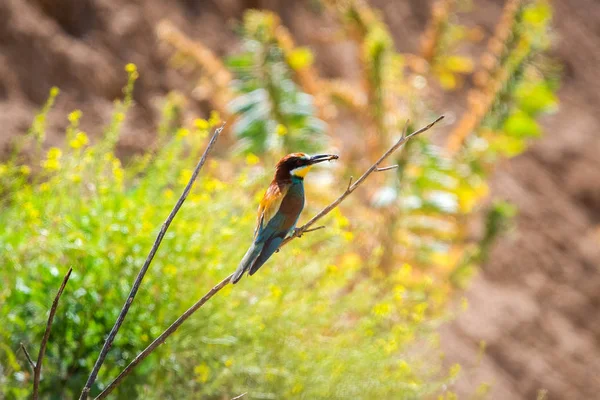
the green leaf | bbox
[503,111,541,138]
[516,81,557,115]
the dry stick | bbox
[33,267,72,400]
[281,115,444,246]
[95,116,444,399]
[19,342,36,371]
[376,165,399,172]
[96,273,234,399]
[79,124,225,399]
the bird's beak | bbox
[308,154,339,165]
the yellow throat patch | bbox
[291,165,312,178]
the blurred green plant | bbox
[227,11,326,155]
[0,67,449,399]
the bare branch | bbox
[95,116,443,398]
[304,225,326,233]
[19,342,35,371]
[347,176,353,191]
[376,165,399,172]
[291,225,325,239]
[80,124,225,399]
[231,393,247,400]
[402,119,410,139]
[96,274,234,399]
[286,115,444,242]
[33,267,72,400]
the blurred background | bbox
[0,0,598,399]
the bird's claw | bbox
[293,228,303,238]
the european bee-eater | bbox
[232,153,339,284]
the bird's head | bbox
[275,152,339,180]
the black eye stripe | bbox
[287,158,305,169]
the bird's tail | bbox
[231,242,263,284]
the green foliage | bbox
[0,77,448,399]
[227,11,326,155]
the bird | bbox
[231,152,339,284]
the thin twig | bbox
[347,176,353,191]
[96,274,233,399]
[95,116,443,398]
[80,124,225,399]
[283,115,444,245]
[33,267,72,400]
[231,393,247,400]
[376,165,399,172]
[19,342,35,371]
[304,225,326,233]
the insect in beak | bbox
[308,154,339,165]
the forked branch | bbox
[33,267,72,400]
[19,343,35,371]
[95,116,444,399]
[79,124,225,399]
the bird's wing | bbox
[249,187,305,276]
[255,183,288,238]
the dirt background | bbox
[1,0,599,398]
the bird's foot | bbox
[293,228,303,238]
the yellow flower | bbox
[208,110,221,127]
[393,285,405,302]
[449,363,461,379]
[47,147,62,159]
[178,168,193,186]
[340,253,361,271]
[69,131,89,149]
[164,264,177,276]
[68,110,82,124]
[176,128,189,138]
[141,221,153,234]
[291,383,304,394]
[28,208,40,219]
[287,47,314,70]
[112,159,124,183]
[245,153,260,166]
[42,147,62,171]
[19,165,31,176]
[398,360,411,375]
[194,118,209,130]
[270,285,282,299]
[397,263,412,279]
[326,264,339,274]
[193,363,210,383]
[373,302,391,317]
[203,177,224,193]
[24,202,40,219]
[125,63,137,73]
[384,338,398,354]
[224,359,233,367]
[276,124,288,136]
